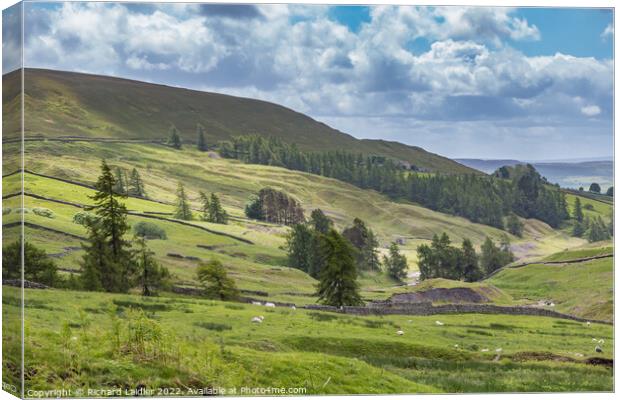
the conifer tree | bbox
[196,259,239,301]
[197,124,207,151]
[461,239,482,282]
[82,160,134,292]
[135,236,171,296]
[174,182,193,220]
[113,167,127,195]
[128,168,146,197]
[309,209,333,234]
[208,193,228,224]
[199,191,210,221]
[383,241,408,282]
[167,125,182,149]
[573,197,584,222]
[316,230,363,307]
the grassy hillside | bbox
[2,68,479,174]
[4,287,613,394]
[488,255,613,321]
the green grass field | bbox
[2,287,613,394]
[2,134,614,394]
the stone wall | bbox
[303,303,612,325]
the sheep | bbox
[586,321,591,326]
[435,321,444,326]
[592,338,598,342]
[453,344,459,348]
[396,330,404,336]
[251,316,263,323]
[598,339,605,344]
[574,353,584,357]
[481,348,489,352]
[265,302,276,308]
[495,348,503,353]
[595,345,603,353]
[291,305,296,310]
[251,301,262,306]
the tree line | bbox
[417,233,514,282]
[570,197,613,242]
[284,210,408,307]
[218,135,569,230]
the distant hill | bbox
[457,158,613,190]
[2,68,478,175]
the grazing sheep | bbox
[396,330,404,336]
[251,301,262,306]
[251,317,263,323]
[291,305,296,310]
[586,321,591,326]
[595,345,603,353]
[435,321,444,326]
[454,344,459,348]
[495,348,503,353]
[265,302,276,308]
[574,353,584,357]
[481,348,489,352]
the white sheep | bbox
[481,348,489,352]
[291,305,296,310]
[435,321,444,326]
[495,348,503,353]
[396,330,404,336]
[586,321,591,326]
[265,302,276,308]
[251,301,262,306]
[251,316,263,323]
[454,344,459,348]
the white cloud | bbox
[21,3,612,158]
[601,23,613,39]
[581,105,601,117]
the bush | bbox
[32,207,55,218]
[583,204,594,211]
[15,208,30,214]
[133,221,167,240]
[2,208,11,215]
[73,211,97,226]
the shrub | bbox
[15,208,30,214]
[2,208,11,215]
[133,221,167,239]
[73,211,97,226]
[583,204,594,211]
[32,207,55,218]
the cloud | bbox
[581,105,601,117]
[20,3,613,159]
[601,23,613,39]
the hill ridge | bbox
[3,68,479,175]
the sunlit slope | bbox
[7,68,479,174]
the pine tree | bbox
[589,183,601,193]
[197,124,207,151]
[82,160,134,292]
[135,236,171,296]
[167,125,182,149]
[174,182,193,220]
[316,230,363,307]
[461,239,481,282]
[383,242,408,282]
[199,191,210,221]
[196,259,239,301]
[208,193,228,224]
[286,224,313,273]
[309,209,333,234]
[113,167,127,195]
[573,197,584,222]
[128,168,146,197]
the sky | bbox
[2,2,614,160]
